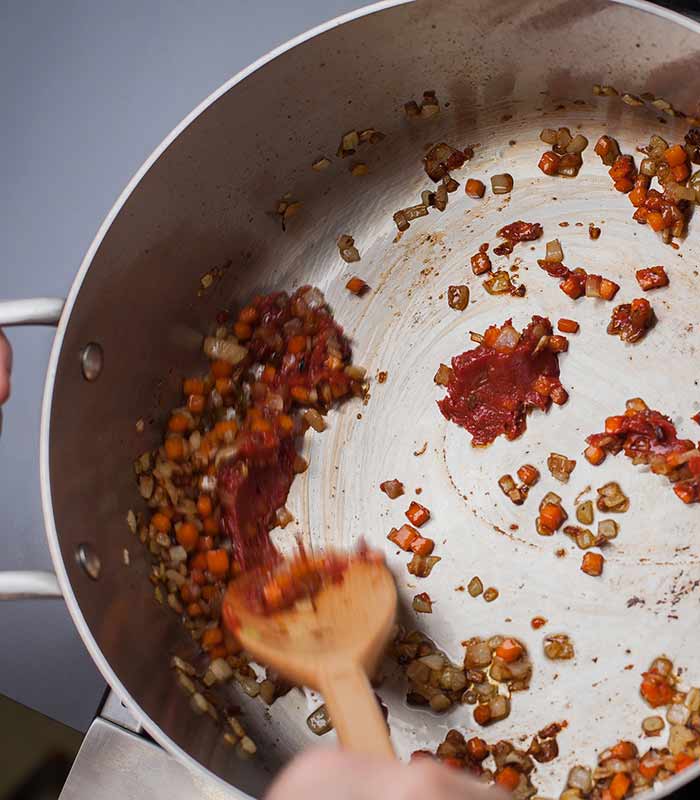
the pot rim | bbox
[38,0,700,796]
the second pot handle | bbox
[0,297,65,600]
[0,297,64,326]
[0,571,63,600]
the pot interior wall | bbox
[47,0,700,795]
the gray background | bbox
[0,0,365,732]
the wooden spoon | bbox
[223,558,397,758]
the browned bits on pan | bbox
[589,223,601,240]
[607,298,654,343]
[636,266,669,291]
[531,616,547,629]
[377,370,388,384]
[448,285,470,310]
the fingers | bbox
[265,749,501,800]
[0,329,11,405]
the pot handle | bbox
[0,297,65,599]
[0,297,64,326]
[0,571,62,599]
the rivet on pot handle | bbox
[0,298,64,600]
[0,571,62,600]
[0,297,64,326]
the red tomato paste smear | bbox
[585,398,700,503]
[216,287,365,573]
[438,316,568,446]
[493,221,543,256]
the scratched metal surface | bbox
[40,0,700,796]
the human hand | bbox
[265,749,503,800]
[0,330,11,404]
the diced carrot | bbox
[211,360,233,379]
[663,144,687,168]
[605,415,626,434]
[672,163,690,182]
[179,583,195,604]
[466,737,489,761]
[640,672,673,707]
[584,445,606,465]
[647,212,666,232]
[287,335,307,355]
[203,516,219,536]
[183,377,205,395]
[540,503,565,531]
[164,436,185,461]
[495,638,524,663]
[196,535,214,552]
[557,318,579,334]
[517,464,540,486]
[176,522,199,552]
[214,420,238,440]
[628,185,647,207]
[609,155,635,182]
[581,551,604,576]
[410,536,435,556]
[611,741,637,760]
[277,414,295,433]
[388,524,419,551]
[346,277,370,296]
[190,552,208,572]
[614,177,634,193]
[495,766,520,792]
[186,602,203,618]
[632,206,649,224]
[538,151,561,175]
[238,305,258,324]
[168,413,190,433]
[187,393,206,414]
[152,512,172,533]
[638,756,661,781]
[609,772,630,799]
[197,495,213,518]
[215,377,233,395]
[263,581,284,610]
[441,757,463,770]
[674,753,695,772]
[466,178,486,198]
[233,321,252,341]
[201,627,223,650]
[206,549,229,578]
[250,417,273,434]
[291,385,310,403]
[473,704,491,725]
[262,365,277,384]
[208,644,228,660]
[405,501,430,527]
[674,482,698,504]
[560,275,585,299]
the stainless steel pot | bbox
[2,0,700,797]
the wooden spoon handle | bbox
[319,663,394,758]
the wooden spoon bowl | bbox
[223,558,397,757]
